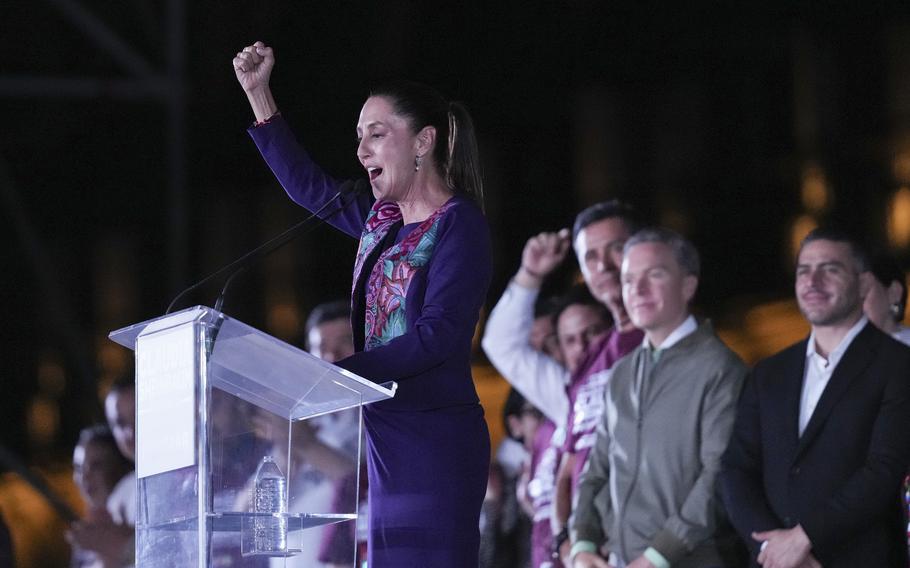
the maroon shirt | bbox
[528,419,563,568]
[564,327,644,491]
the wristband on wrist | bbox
[570,540,598,560]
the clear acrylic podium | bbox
[109,306,396,567]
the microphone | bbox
[166,179,368,315]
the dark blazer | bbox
[720,322,910,568]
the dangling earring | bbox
[890,303,901,317]
[415,155,422,171]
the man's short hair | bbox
[551,283,611,330]
[624,227,700,278]
[869,252,908,322]
[304,300,351,336]
[533,295,562,320]
[502,388,542,442]
[502,387,526,435]
[75,424,132,471]
[798,227,871,273]
[77,424,118,449]
[572,200,640,246]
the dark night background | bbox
[3,1,910,562]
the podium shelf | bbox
[138,512,356,532]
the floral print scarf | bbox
[352,199,455,351]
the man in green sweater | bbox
[570,227,747,568]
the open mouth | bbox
[368,167,383,181]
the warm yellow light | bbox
[887,187,910,249]
[800,163,828,213]
[27,398,60,446]
[267,302,301,341]
[790,215,817,261]
[97,338,129,378]
[36,354,66,397]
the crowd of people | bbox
[481,201,910,568]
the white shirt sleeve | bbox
[481,281,569,425]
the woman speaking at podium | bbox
[234,42,491,567]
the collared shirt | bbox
[892,324,910,347]
[799,315,868,435]
[643,315,698,360]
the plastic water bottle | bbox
[253,456,288,553]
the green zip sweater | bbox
[571,320,747,567]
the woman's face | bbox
[356,96,423,202]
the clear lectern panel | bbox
[109,307,394,568]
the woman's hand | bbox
[233,41,274,92]
[233,41,279,122]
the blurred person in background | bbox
[209,390,268,567]
[864,252,910,345]
[306,300,356,364]
[513,398,553,567]
[483,202,644,564]
[303,300,359,453]
[862,252,910,553]
[68,425,132,568]
[490,283,611,568]
[68,378,136,568]
[302,300,368,568]
[242,300,361,567]
[481,297,564,568]
[480,388,535,568]
[245,406,354,568]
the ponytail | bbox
[445,101,484,210]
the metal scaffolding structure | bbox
[1,0,187,292]
[0,0,186,405]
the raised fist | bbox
[233,41,275,93]
[521,228,572,281]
